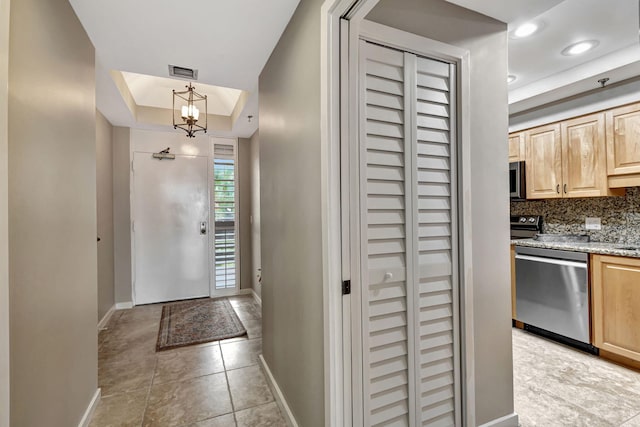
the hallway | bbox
[90,295,286,427]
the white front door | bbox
[133,152,210,304]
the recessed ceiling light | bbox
[507,75,517,84]
[562,40,599,56]
[513,22,538,38]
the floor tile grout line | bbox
[618,412,640,426]
[138,312,160,427]
[214,340,239,426]
[220,340,240,426]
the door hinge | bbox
[131,221,135,232]
[131,160,134,172]
[342,280,351,295]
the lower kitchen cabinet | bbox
[592,254,640,362]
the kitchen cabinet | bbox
[592,254,640,363]
[561,113,610,198]
[508,132,525,162]
[525,123,562,199]
[525,113,620,199]
[606,102,640,187]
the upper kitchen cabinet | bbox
[524,113,621,199]
[525,123,562,199]
[606,102,640,187]
[508,132,525,162]
[561,113,609,198]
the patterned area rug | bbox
[156,298,246,351]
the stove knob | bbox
[529,217,536,223]
[520,217,527,223]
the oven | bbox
[510,215,542,240]
[510,161,526,200]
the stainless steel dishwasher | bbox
[515,246,594,351]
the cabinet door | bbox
[525,123,562,199]
[561,113,607,197]
[592,255,640,362]
[606,103,640,176]
[508,132,525,162]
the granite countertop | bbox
[510,238,640,258]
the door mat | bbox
[156,297,246,351]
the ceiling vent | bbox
[168,65,198,80]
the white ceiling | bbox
[121,72,243,116]
[447,0,640,114]
[70,0,300,138]
[74,0,640,128]
[445,0,563,27]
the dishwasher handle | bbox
[515,253,587,269]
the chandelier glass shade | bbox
[173,83,207,138]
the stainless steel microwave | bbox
[510,161,526,200]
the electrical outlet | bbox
[585,217,601,230]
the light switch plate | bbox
[585,217,602,230]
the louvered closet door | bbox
[412,55,460,427]
[357,40,459,427]
[360,41,411,427]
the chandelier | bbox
[173,83,207,138]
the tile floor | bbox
[513,328,640,427]
[91,295,287,427]
[95,299,640,426]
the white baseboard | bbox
[251,288,262,306]
[97,305,116,331]
[478,413,519,427]
[115,301,133,310]
[259,355,298,427]
[78,388,101,427]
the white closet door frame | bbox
[343,19,475,426]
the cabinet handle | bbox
[564,184,567,194]
[556,184,560,194]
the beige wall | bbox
[113,126,132,304]
[258,0,325,424]
[0,0,10,425]
[97,111,115,320]
[249,131,261,297]
[8,0,98,425]
[238,138,252,290]
[367,1,513,424]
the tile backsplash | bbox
[510,187,640,244]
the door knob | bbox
[383,272,393,281]
[200,222,207,235]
